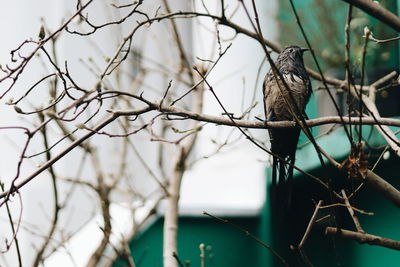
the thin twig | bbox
[299,200,323,248]
[0,184,22,266]
[341,190,364,233]
[369,34,400,43]
[172,252,185,267]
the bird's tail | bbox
[269,128,300,211]
[271,153,295,211]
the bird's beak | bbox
[301,48,309,53]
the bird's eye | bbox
[289,48,294,53]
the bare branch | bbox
[364,170,400,208]
[0,113,118,203]
[341,0,400,32]
[326,227,400,251]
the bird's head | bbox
[275,45,308,71]
[280,45,308,60]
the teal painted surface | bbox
[297,125,368,174]
[113,217,267,267]
[296,120,400,175]
[298,91,318,145]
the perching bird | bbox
[263,45,312,207]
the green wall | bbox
[113,216,271,267]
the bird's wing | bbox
[263,72,279,121]
[281,73,311,117]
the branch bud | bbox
[363,26,371,38]
[38,25,45,40]
[14,105,23,114]
[75,123,87,129]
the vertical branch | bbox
[0,184,22,267]
[163,73,204,267]
[33,113,61,266]
[358,27,370,142]
[220,0,226,20]
[163,145,185,267]
[86,186,112,267]
[87,150,112,267]
[345,4,354,143]
[199,243,205,267]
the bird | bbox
[263,45,312,208]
